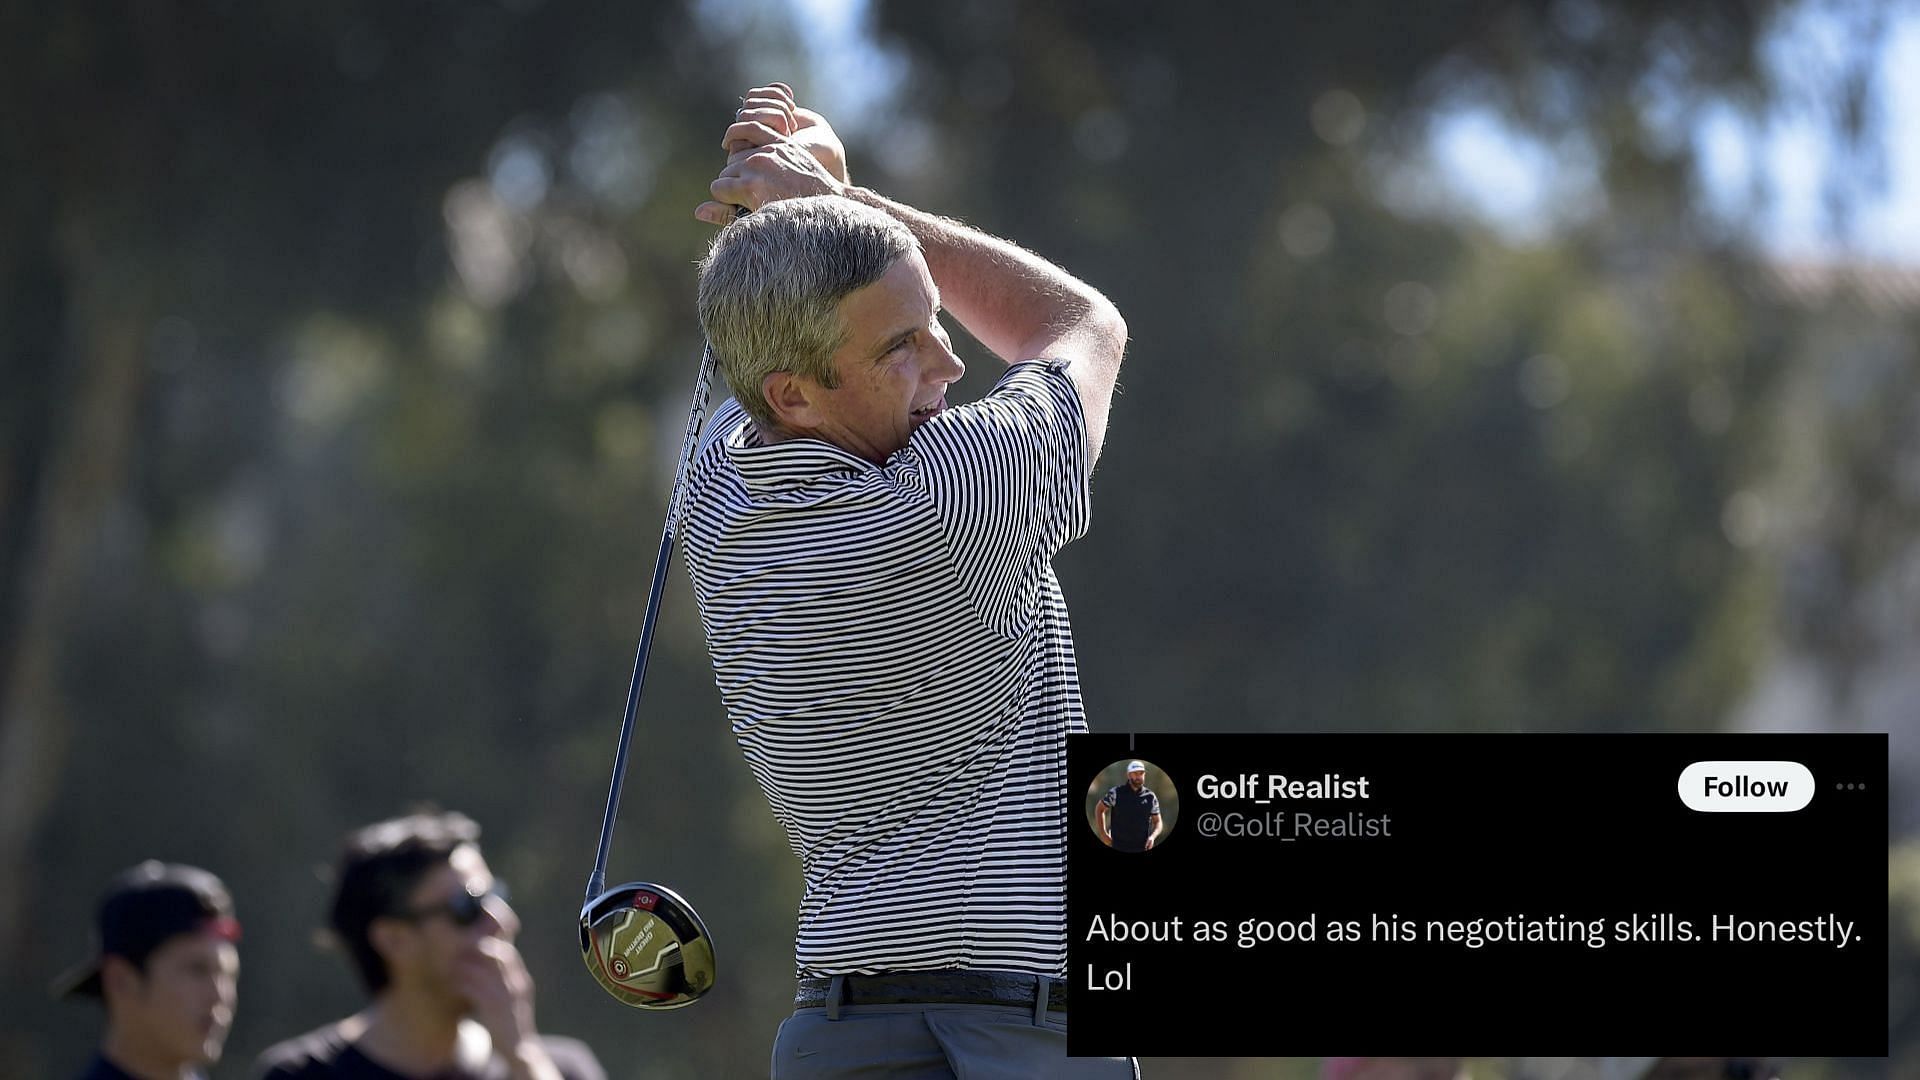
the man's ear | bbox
[367,918,412,976]
[762,370,820,432]
[100,955,142,1004]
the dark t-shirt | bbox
[80,1054,187,1080]
[1101,783,1161,851]
[254,1024,604,1080]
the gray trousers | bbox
[770,1001,1140,1079]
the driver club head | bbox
[579,881,717,1009]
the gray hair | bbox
[697,196,919,429]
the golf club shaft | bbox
[587,341,719,901]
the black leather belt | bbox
[796,971,1067,1012]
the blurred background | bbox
[3,0,1913,1076]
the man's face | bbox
[382,844,516,1004]
[801,250,965,464]
[1128,770,1145,790]
[111,933,239,1068]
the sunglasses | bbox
[391,881,510,927]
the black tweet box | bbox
[1067,733,1886,1058]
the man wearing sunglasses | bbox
[255,812,603,1080]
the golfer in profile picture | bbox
[1097,761,1163,852]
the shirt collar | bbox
[725,415,880,493]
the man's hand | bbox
[456,938,560,1080]
[697,83,849,224]
[723,83,849,182]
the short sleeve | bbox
[1149,792,1162,816]
[1101,787,1117,808]
[888,359,1091,633]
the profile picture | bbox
[1086,759,1180,852]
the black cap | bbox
[52,861,240,1000]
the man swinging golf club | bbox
[687,84,1135,1077]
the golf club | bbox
[579,336,723,1010]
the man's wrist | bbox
[840,185,885,212]
[484,1010,539,1065]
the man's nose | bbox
[932,337,965,384]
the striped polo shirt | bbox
[681,358,1091,978]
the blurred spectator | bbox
[52,862,241,1080]
[254,812,602,1080]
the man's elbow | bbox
[1089,295,1127,362]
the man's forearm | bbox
[841,186,1118,365]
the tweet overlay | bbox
[1066,734,1886,1058]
